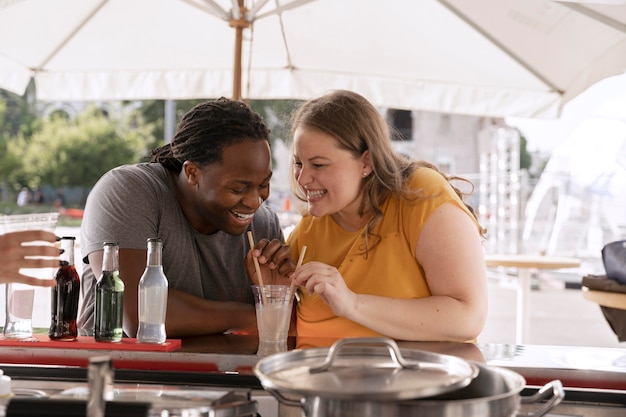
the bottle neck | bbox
[146,240,163,267]
[102,243,119,272]
[59,238,75,266]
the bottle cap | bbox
[0,372,11,397]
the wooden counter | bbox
[582,287,626,310]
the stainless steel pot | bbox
[254,337,564,417]
[6,384,258,417]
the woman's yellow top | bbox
[287,167,480,338]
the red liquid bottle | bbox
[49,236,80,341]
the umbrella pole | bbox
[230,0,250,102]
[233,26,243,101]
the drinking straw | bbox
[247,231,267,303]
[290,246,307,301]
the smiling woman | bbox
[287,90,488,343]
[76,98,296,340]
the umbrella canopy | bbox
[0,0,625,118]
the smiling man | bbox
[77,98,295,339]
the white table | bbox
[485,254,581,345]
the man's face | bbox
[191,139,272,235]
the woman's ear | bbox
[183,161,201,186]
[362,150,373,174]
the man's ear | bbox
[182,161,201,186]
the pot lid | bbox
[254,337,479,401]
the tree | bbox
[520,135,531,171]
[0,89,37,138]
[135,99,206,146]
[250,99,300,144]
[134,98,300,163]
[0,90,40,198]
[7,105,156,202]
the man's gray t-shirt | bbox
[77,163,283,335]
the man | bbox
[77,98,295,338]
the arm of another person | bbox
[88,248,258,338]
[0,230,58,286]
[295,202,487,342]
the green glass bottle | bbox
[94,242,125,342]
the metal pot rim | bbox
[254,337,480,401]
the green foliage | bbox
[250,99,301,144]
[134,98,300,151]
[8,105,155,189]
[136,99,206,145]
[0,95,300,206]
[518,130,532,171]
[129,99,166,146]
[2,136,29,188]
[0,89,37,137]
[0,90,38,189]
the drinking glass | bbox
[251,285,293,345]
[1,213,59,339]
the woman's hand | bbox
[246,238,296,286]
[0,230,59,286]
[291,261,357,318]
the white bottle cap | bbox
[0,373,11,397]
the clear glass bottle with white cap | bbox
[137,238,168,344]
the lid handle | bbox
[309,337,421,374]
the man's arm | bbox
[89,248,256,338]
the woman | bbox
[77,98,295,338]
[288,90,488,342]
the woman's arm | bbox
[294,202,487,342]
[345,202,487,341]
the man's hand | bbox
[245,238,295,285]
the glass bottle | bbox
[49,236,80,341]
[94,242,124,342]
[137,238,168,344]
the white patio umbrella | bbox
[0,0,625,118]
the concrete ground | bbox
[478,270,624,348]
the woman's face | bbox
[293,126,368,219]
[188,139,272,235]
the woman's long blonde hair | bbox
[289,90,484,252]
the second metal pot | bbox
[255,338,564,417]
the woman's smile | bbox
[306,189,327,202]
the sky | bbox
[510,71,626,258]
[506,71,626,153]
